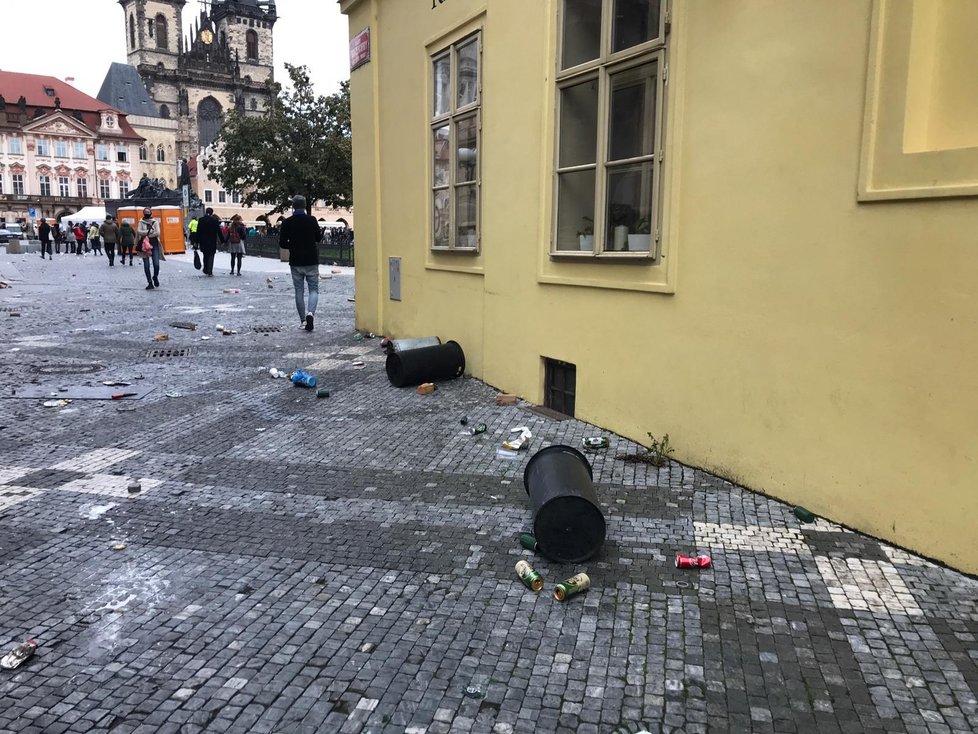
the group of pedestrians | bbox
[33,196,327,329]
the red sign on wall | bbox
[350,28,371,71]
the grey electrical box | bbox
[389,257,401,301]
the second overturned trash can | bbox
[523,445,606,563]
[385,340,465,388]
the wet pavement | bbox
[0,249,976,734]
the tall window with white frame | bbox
[99,179,112,200]
[12,174,24,196]
[39,175,52,197]
[553,0,667,256]
[119,180,130,199]
[58,176,70,198]
[77,177,88,199]
[430,32,481,251]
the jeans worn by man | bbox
[279,195,324,331]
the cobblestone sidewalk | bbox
[0,251,976,734]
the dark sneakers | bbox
[153,276,159,287]
[145,284,154,290]
[305,314,314,332]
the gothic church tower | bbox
[117,0,277,162]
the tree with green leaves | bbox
[205,64,352,215]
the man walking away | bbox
[188,216,199,250]
[279,195,323,331]
[195,207,225,277]
[100,216,120,267]
[38,219,52,260]
[119,220,136,265]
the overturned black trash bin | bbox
[385,340,465,388]
[523,445,606,563]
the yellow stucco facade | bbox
[340,0,978,574]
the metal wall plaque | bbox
[389,257,401,301]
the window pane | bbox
[456,39,479,108]
[433,55,451,116]
[605,162,652,251]
[608,62,657,160]
[559,79,599,168]
[613,0,661,52]
[433,189,450,247]
[455,184,477,247]
[456,117,477,184]
[561,0,602,70]
[433,125,450,186]
[555,169,596,251]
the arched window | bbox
[138,145,147,161]
[197,96,223,150]
[155,14,168,50]
[246,30,258,60]
[148,19,154,39]
[156,145,165,162]
[129,14,136,49]
[159,104,170,119]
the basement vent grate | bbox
[253,326,282,333]
[146,347,192,358]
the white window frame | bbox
[430,31,482,252]
[96,144,109,161]
[9,137,23,155]
[204,189,213,203]
[72,142,86,159]
[12,174,25,195]
[98,179,112,200]
[119,180,130,198]
[551,0,669,260]
[36,139,50,157]
[117,147,128,163]
[77,177,88,199]
[218,190,227,204]
[55,140,68,158]
[39,175,52,196]
[58,176,70,197]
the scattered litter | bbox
[553,573,590,602]
[215,324,225,331]
[111,392,138,400]
[169,322,197,331]
[7,311,20,317]
[676,554,711,569]
[319,273,333,280]
[256,428,267,432]
[268,368,287,379]
[496,394,519,406]
[223,288,241,294]
[582,436,610,449]
[116,406,136,413]
[503,426,532,451]
[416,382,436,395]
[316,388,330,399]
[519,534,538,552]
[0,282,10,289]
[0,640,37,671]
[200,336,211,341]
[102,381,132,387]
[496,448,520,460]
[290,369,318,388]
[152,334,169,342]
[359,642,376,653]
[515,561,544,592]
[793,506,816,523]
[221,329,238,336]
[353,332,362,342]
[347,297,355,302]
[80,308,91,313]
[468,423,487,436]
[460,417,468,425]
[464,685,485,700]
[42,399,71,408]
[111,543,127,551]
[165,392,182,398]
[134,375,145,380]
[127,479,142,494]
[352,361,365,370]
[331,268,342,274]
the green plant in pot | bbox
[577,216,594,251]
[610,204,634,251]
[628,216,652,252]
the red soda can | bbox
[676,553,711,569]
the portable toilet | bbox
[116,206,140,228]
[153,205,186,255]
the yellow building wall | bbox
[342,0,978,573]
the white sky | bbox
[0,0,351,99]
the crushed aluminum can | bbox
[582,436,610,448]
[518,533,538,552]
[675,553,712,569]
[468,423,487,436]
[553,573,590,602]
[515,560,544,592]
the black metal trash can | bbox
[385,340,465,388]
[523,445,606,563]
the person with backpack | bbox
[73,222,86,255]
[119,220,136,266]
[227,214,247,276]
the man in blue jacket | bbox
[279,195,323,331]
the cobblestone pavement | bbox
[0,250,977,734]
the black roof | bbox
[96,63,159,118]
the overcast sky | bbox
[0,0,350,99]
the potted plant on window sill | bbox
[628,218,652,252]
[577,217,594,251]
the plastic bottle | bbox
[290,369,317,388]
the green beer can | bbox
[553,573,590,602]
[515,560,544,592]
